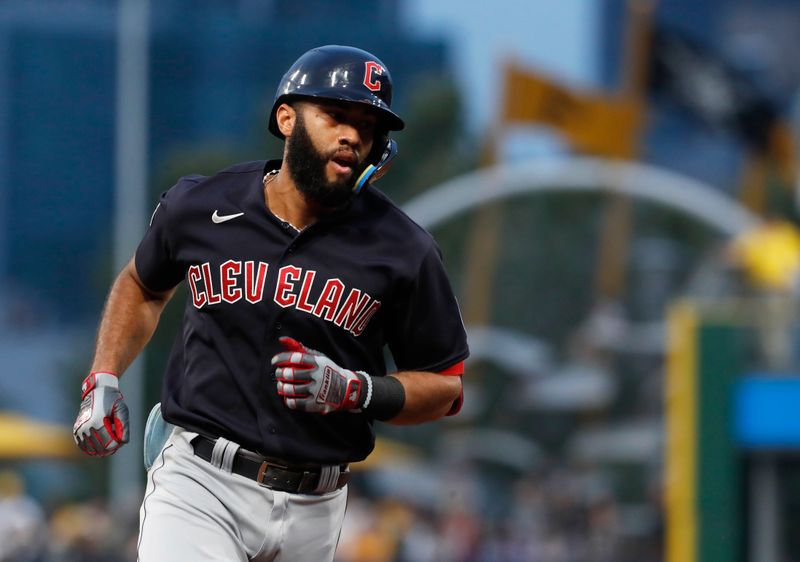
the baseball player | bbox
[72,45,469,561]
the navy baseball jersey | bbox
[135,160,469,464]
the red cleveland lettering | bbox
[187,265,206,308]
[245,261,269,304]
[274,265,301,308]
[313,279,345,321]
[220,260,242,303]
[201,262,222,305]
[334,289,372,331]
[295,270,317,313]
[350,300,381,336]
[189,261,269,309]
[186,261,380,336]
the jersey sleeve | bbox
[134,191,184,292]
[386,242,469,373]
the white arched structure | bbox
[402,156,760,236]
[400,156,761,398]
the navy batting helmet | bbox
[267,45,405,139]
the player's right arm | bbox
[92,186,186,375]
[73,258,176,457]
[90,257,176,376]
[74,188,185,457]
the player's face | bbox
[285,101,377,209]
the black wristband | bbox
[356,373,405,421]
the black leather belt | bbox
[191,435,350,495]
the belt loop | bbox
[314,465,340,494]
[210,437,239,472]
[221,440,240,473]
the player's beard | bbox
[285,113,368,210]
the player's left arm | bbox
[381,242,468,425]
[382,369,462,425]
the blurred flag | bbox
[648,27,796,205]
[502,63,643,159]
[648,27,785,155]
[766,121,797,187]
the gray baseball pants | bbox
[137,426,347,561]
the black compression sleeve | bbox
[356,374,405,421]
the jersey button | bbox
[275,322,282,331]
[268,425,277,434]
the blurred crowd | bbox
[0,465,662,562]
[0,470,138,562]
[336,465,662,562]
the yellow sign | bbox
[731,218,800,292]
[502,63,643,159]
[0,412,78,460]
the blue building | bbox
[0,0,449,324]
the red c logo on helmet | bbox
[363,61,383,92]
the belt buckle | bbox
[256,462,270,487]
[256,460,287,488]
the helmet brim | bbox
[268,92,405,139]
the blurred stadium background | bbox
[2,0,800,561]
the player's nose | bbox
[336,123,362,149]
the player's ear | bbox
[276,103,297,137]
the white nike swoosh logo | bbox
[212,210,245,224]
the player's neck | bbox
[264,168,321,232]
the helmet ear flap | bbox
[370,137,398,183]
[368,130,390,166]
[353,137,397,194]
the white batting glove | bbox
[73,372,130,457]
[271,337,365,414]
